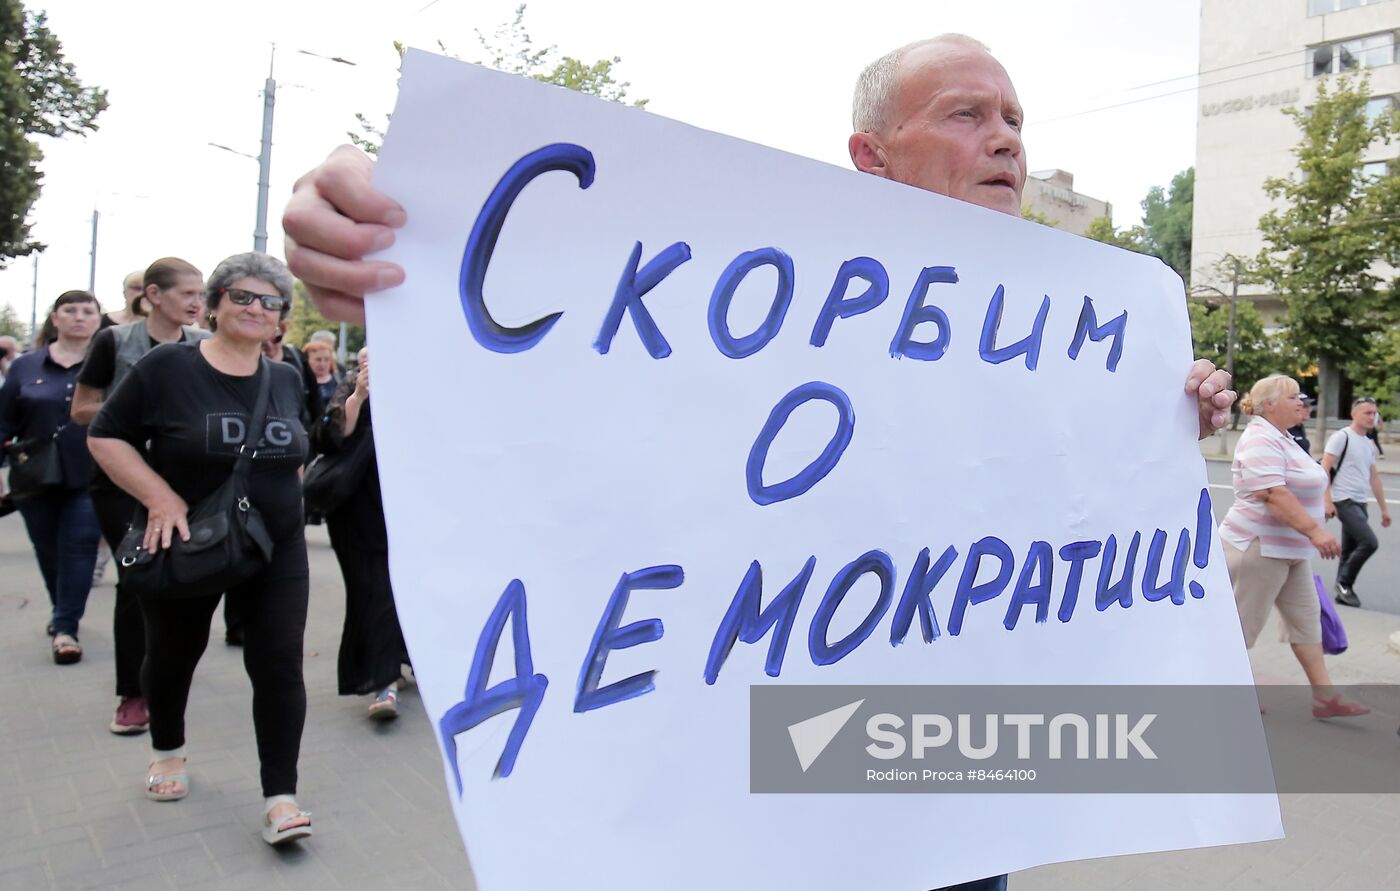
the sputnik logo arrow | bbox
[787,699,864,772]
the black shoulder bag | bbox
[117,360,276,600]
[303,424,375,515]
[5,427,65,503]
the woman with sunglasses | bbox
[89,252,316,846]
[0,290,103,663]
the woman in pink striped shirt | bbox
[1220,374,1368,718]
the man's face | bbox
[854,43,1026,215]
[1353,401,1378,430]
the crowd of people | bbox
[1,29,1388,885]
[0,253,408,847]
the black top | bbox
[89,342,310,546]
[79,325,195,492]
[1286,424,1312,457]
[0,347,91,489]
[311,376,386,551]
[78,325,191,391]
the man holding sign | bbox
[283,34,1246,891]
[281,33,1236,435]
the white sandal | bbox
[263,797,313,846]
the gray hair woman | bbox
[89,251,316,845]
[1218,374,1368,719]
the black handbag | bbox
[303,423,374,515]
[116,361,276,600]
[5,429,64,502]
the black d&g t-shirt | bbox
[90,342,310,574]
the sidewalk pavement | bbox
[2,513,1398,890]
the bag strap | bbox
[232,358,274,477]
[1329,429,1350,481]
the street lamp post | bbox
[254,50,276,253]
[210,47,356,254]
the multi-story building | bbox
[1193,0,1399,414]
[1021,169,1112,236]
[1193,0,1399,316]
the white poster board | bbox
[367,49,1281,890]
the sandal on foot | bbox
[263,804,312,846]
[1312,695,1370,719]
[367,687,399,721]
[145,757,188,802]
[52,634,82,665]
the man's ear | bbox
[848,132,890,178]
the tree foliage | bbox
[1019,207,1056,227]
[288,281,363,358]
[1080,167,1193,280]
[0,302,25,339]
[1353,323,1400,421]
[0,2,108,265]
[351,5,646,154]
[1254,72,1399,437]
[1139,167,1193,280]
[1187,299,1290,396]
[1083,215,1142,251]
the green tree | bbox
[0,302,25,339]
[1353,324,1400,421]
[288,281,363,358]
[1019,207,1056,227]
[1187,299,1287,398]
[1139,167,1193,280]
[1083,215,1143,251]
[1254,72,1399,444]
[351,4,646,154]
[0,2,108,265]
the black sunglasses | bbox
[1353,396,1377,406]
[220,287,289,312]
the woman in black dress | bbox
[89,252,315,846]
[312,347,410,720]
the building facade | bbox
[1193,0,1399,315]
[1021,169,1112,235]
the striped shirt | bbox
[1220,416,1328,559]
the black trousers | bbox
[91,488,143,697]
[140,570,309,797]
[1335,499,1379,588]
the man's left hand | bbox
[1187,358,1237,441]
[1382,510,1392,528]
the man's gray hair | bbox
[204,251,295,314]
[309,329,336,345]
[852,34,991,133]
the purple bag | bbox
[1314,574,1349,655]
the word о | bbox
[436,489,1212,792]
[459,143,1130,370]
[865,712,1157,760]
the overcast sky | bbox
[2,0,1208,324]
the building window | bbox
[1309,32,1396,76]
[1366,95,1398,124]
[1308,0,1386,16]
[1361,160,1392,180]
